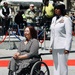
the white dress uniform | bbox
[50,16,72,75]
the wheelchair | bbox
[9,53,50,75]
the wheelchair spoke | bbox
[30,61,50,75]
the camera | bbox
[35,16,44,26]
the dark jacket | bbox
[14,12,23,25]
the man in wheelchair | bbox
[8,26,40,75]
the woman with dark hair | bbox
[54,1,66,16]
[49,2,72,75]
[8,26,39,75]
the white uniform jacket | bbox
[50,16,72,50]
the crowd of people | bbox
[0,0,74,75]
[0,0,54,35]
[0,1,75,35]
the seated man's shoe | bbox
[8,70,13,75]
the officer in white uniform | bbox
[49,2,72,75]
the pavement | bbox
[0,36,75,75]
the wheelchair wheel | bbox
[30,61,50,75]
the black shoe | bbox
[8,70,13,75]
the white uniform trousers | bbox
[52,49,69,75]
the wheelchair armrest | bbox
[30,54,41,59]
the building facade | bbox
[63,0,75,12]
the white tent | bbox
[0,0,12,5]
[5,0,43,6]
[6,0,42,3]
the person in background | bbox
[14,10,27,36]
[14,10,24,28]
[70,13,75,34]
[14,10,24,36]
[49,2,72,75]
[0,1,12,35]
[22,11,27,26]
[25,4,36,26]
[42,0,54,31]
[8,26,39,75]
